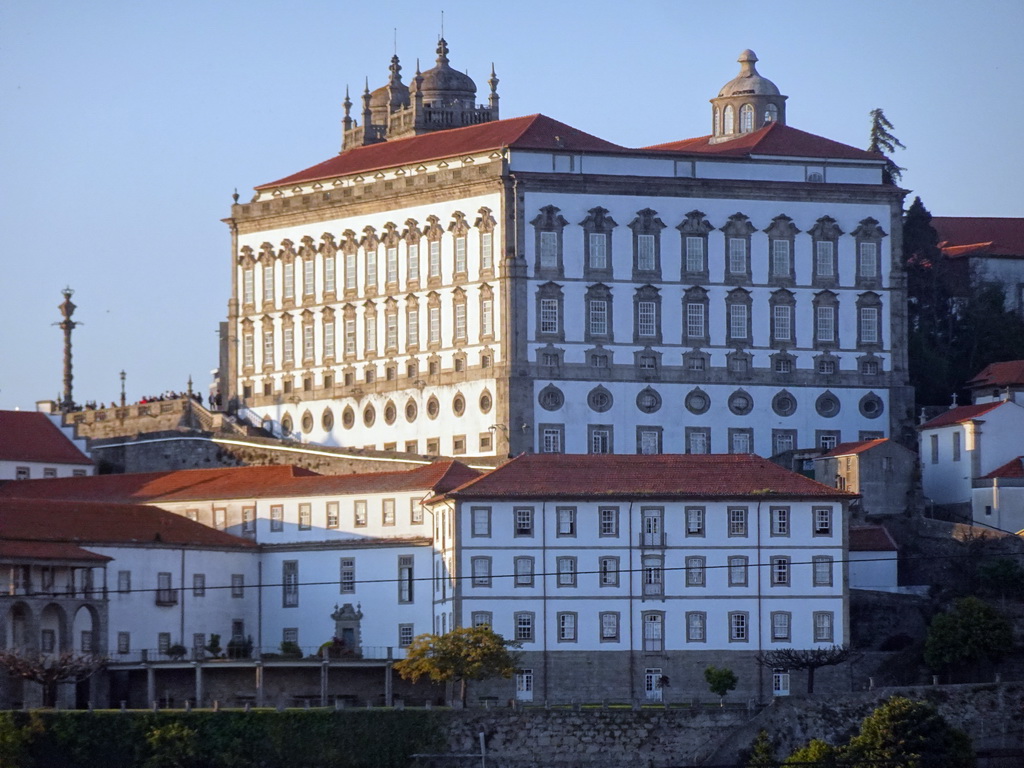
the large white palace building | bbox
[223,45,911,459]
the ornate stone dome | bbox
[416,38,477,106]
[717,50,780,97]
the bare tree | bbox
[756,645,855,694]
[0,649,107,707]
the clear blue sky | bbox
[1,0,1021,412]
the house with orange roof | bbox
[973,456,1024,534]
[221,45,910,463]
[813,438,916,517]
[848,525,899,593]
[425,453,854,703]
[932,217,1024,314]
[0,410,94,480]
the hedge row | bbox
[0,709,446,768]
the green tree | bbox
[844,696,975,767]
[703,665,737,706]
[783,739,839,766]
[924,596,1013,679]
[745,729,778,767]
[144,722,199,768]
[868,108,905,184]
[0,649,106,708]
[394,626,520,707]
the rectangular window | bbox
[817,306,835,342]
[345,252,357,290]
[398,624,414,648]
[771,556,791,586]
[303,259,315,296]
[283,262,294,300]
[410,498,424,525]
[729,508,748,537]
[813,556,834,587]
[771,611,792,641]
[729,612,748,642]
[539,231,558,268]
[588,299,608,336]
[557,556,577,587]
[859,242,878,277]
[282,561,299,607]
[636,234,655,271]
[685,556,706,587]
[688,429,709,455]
[454,303,467,341]
[643,613,664,652]
[728,556,748,586]
[323,320,336,358]
[590,427,611,455]
[556,507,576,536]
[264,330,276,368]
[404,306,419,348]
[429,240,441,278]
[773,304,792,341]
[270,505,284,532]
[156,572,175,605]
[731,430,752,454]
[324,255,336,293]
[193,573,206,597]
[515,613,534,642]
[814,507,833,536]
[930,434,939,463]
[263,264,275,302]
[600,556,619,587]
[117,631,131,654]
[638,428,660,455]
[407,243,420,281]
[813,612,834,642]
[471,507,491,537]
[383,498,396,526]
[231,574,245,598]
[771,239,791,276]
[600,612,619,641]
[728,238,747,274]
[326,501,339,528]
[242,333,254,367]
[729,304,748,340]
[686,612,706,642]
[471,557,491,587]
[478,300,494,339]
[600,507,619,537]
[514,557,534,587]
[860,307,879,343]
[514,507,534,537]
[301,323,314,360]
[557,612,577,642]
[685,302,705,339]
[638,300,657,337]
[771,507,790,536]
[364,315,376,353]
[590,232,608,269]
[117,570,131,594]
[643,556,663,596]
[385,246,399,284]
[340,558,355,593]
[365,247,377,289]
[541,426,562,454]
[685,236,704,272]
[243,268,255,304]
[354,500,367,527]
[454,237,467,274]
[428,306,441,344]
[686,507,705,536]
[540,298,559,334]
[398,555,413,603]
[472,612,492,628]
[480,232,493,271]
[816,241,835,277]
[194,632,208,653]
[344,318,356,355]
[157,633,171,655]
[953,432,961,462]
[298,503,312,530]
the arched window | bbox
[713,107,721,136]
[740,104,754,133]
[723,105,735,135]
[765,103,779,123]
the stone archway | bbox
[72,605,97,654]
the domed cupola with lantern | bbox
[709,50,787,144]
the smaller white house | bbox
[848,525,898,592]
[972,456,1024,534]
[0,410,94,480]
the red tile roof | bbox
[0,540,111,563]
[984,456,1024,480]
[849,525,898,552]
[821,438,889,458]
[440,453,853,501]
[0,460,478,503]
[919,402,1004,429]
[0,411,92,466]
[643,122,883,162]
[932,217,1024,259]
[966,361,1024,390]
[0,497,256,549]
[258,114,627,189]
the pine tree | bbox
[868,108,906,184]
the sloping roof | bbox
[0,410,92,466]
[966,360,1024,390]
[932,217,1024,259]
[820,438,889,458]
[643,122,883,162]
[0,540,111,563]
[849,525,898,552]
[984,456,1024,480]
[258,114,627,189]
[439,453,853,501]
[0,497,256,549]
[919,401,1004,429]
[0,460,478,503]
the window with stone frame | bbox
[300,235,317,300]
[535,282,564,341]
[531,205,568,278]
[643,557,664,597]
[642,612,664,651]
[261,321,275,371]
[685,555,706,587]
[684,350,709,374]
[772,429,797,457]
[322,309,336,362]
[686,611,706,642]
[729,428,754,454]
[633,285,662,344]
[426,292,442,349]
[319,233,338,298]
[764,214,799,285]
[539,424,564,454]
[599,556,620,587]
[280,242,297,306]
[769,289,796,347]
[584,284,614,342]
[424,215,445,286]
[512,556,534,588]
[360,226,380,295]
[477,286,494,342]
[685,426,711,455]
[600,612,620,642]
[682,287,710,346]
[471,557,492,587]
[515,612,535,642]
[580,206,617,280]
[402,218,421,290]
[817,430,841,450]
[589,424,613,455]
[678,209,713,281]
[725,288,752,345]
[448,211,470,280]
[856,292,883,348]
[343,305,357,359]
[729,611,749,642]
[342,231,358,295]
[301,313,315,362]
[403,297,419,352]
[259,243,277,307]
[813,611,834,642]
[452,289,468,345]
[813,555,834,586]
[813,291,840,348]
[771,611,792,641]
[810,216,843,287]
[637,426,662,455]
[740,102,755,133]
[728,555,748,586]
[474,207,497,277]
[239,246,257,306]
[629,208,666,281]
[859,355,882,376]
[363,301,378,356]
[722,212,755,284]
[852,216,886,288]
